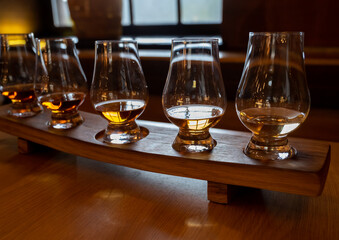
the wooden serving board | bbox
[0,104,331,204]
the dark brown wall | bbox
[222,0,339,50]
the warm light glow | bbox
[5,36,26,46]
[42,101,63,110]
[93,190,124,200]
[185,218,215,228]
[0,22,32,34]
[39,40,47,51]
[2,91,17,99]
[192,79,196,88]
[187,119,208,130]
[102,111,122,123]
[0,1,38,34]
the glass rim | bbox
[0,33,34,36]
[0,33,34,41]
[95,40,138,45]
[171,38,219,44]
[249,31,304,36]
[36,37,76,42]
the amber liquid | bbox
[39,92,85,113]
[166,104,224,131]
[2,84,36,103]
[239,107,306,137]
[94,99,146,124]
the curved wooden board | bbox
[0,104,331,197]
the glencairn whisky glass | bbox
[162,39,226,153]
[236,32,310,160]
[0,33,42,117]
[91,40,148,144]
[35,38,87,129]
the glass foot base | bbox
[244,136,297,160]
[49,112,83,130]
[9,102,42,118]
[103,122,141,144]
[172,131,216,153]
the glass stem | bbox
[251,134,288,147]
[244,134,296,160]
[51,109,79,120]
[177,128,211,141]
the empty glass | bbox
[91,40,148,144]
[162,39,226,153]
[35,38,87,129]
[236,32,310,160]
[0,33,42,117]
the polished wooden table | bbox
[0,130,338,239]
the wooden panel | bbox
[222,0,339,49]
[207,181,230,204]
[17,137,36,154]
[0,104,331,199]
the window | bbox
[180,0,222,24]
[122,0,222,26]
[52,0,223,39]
[130,0,178,25]
[122,0,223,36]
[51,0,73,28]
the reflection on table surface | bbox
[0,131,338,240]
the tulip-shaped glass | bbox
[236,32,311,160]
[162,39,226,153]
[35,38,87,129]
[91,40,148,144]
[0,33,42,117]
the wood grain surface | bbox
[0,131,338,239]
[0,104,331,199]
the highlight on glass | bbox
[90,40,148,144]
[162,38,226,153]
[0,33,42,117]
[236,32,310,160]
[34,38,88,129]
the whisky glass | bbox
[91,40,148,144]
[0,33,42,117]
[162,39,226,153]
[35,38,87,129]
[236,32,310,160]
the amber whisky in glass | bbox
[35,38,87,129]
[162,39,226,153]
[91,40,148,144]
[0,34,42,117]
[236,32,310,160]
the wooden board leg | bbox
[207,181,233,204]
[17,138,37,154]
